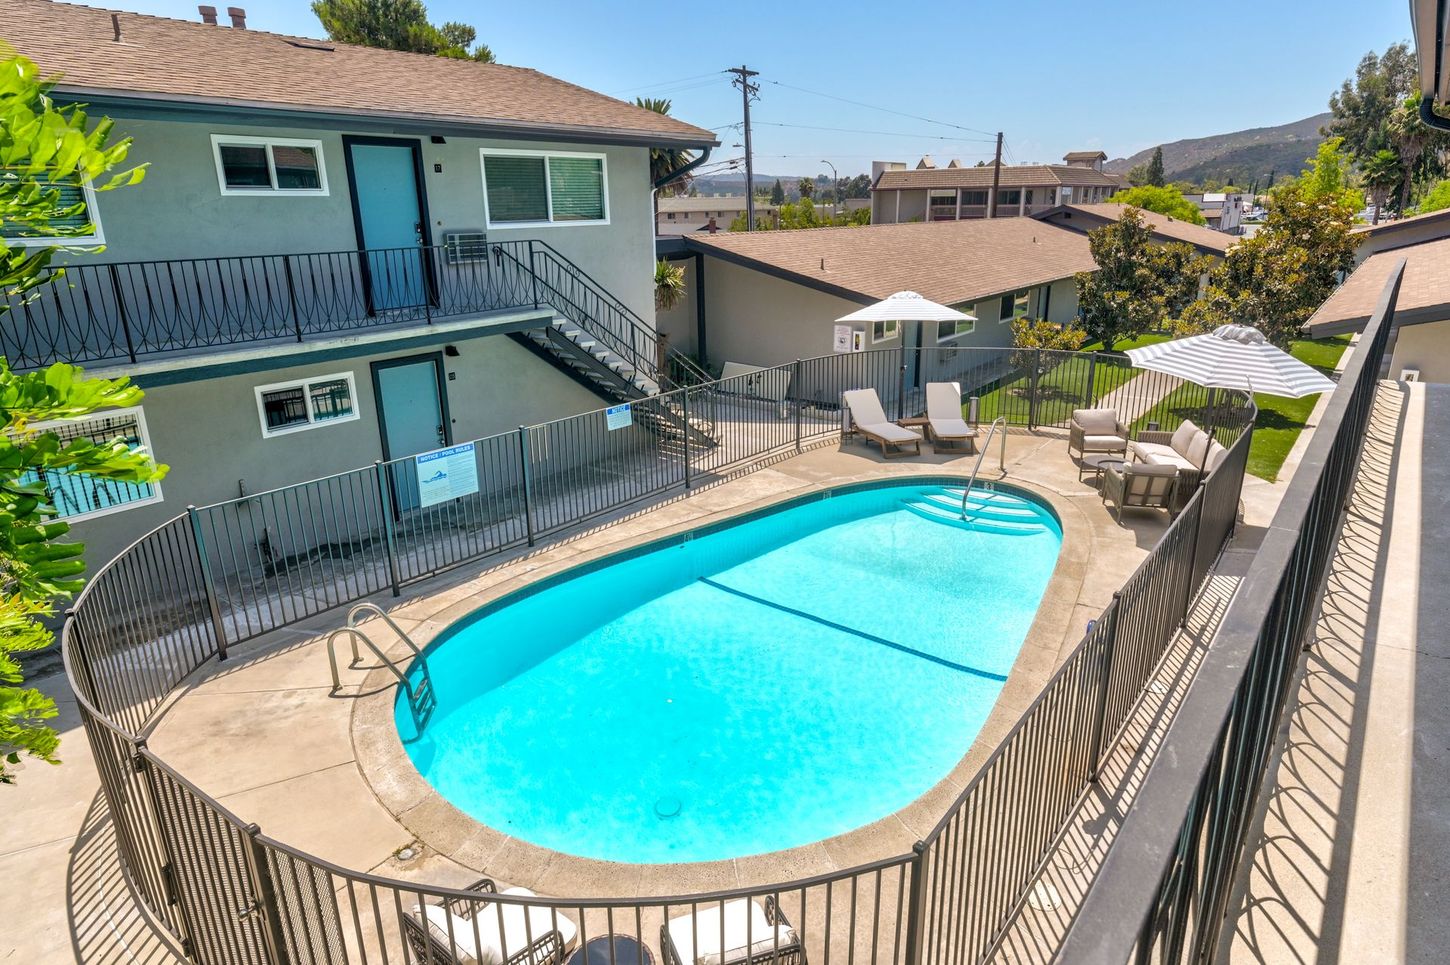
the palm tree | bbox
[635,98,694,196]
[1388,93,1431,212]
[1360,148,1401,223]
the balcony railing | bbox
[0,239,710,389]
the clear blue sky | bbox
[65,0,1413,179]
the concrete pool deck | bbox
[3,425,1256,962]
[137,430,1179,899]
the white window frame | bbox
[25,405,162,522]
[211,135,330,197]
[2,175,105,248]
[479,148,611,229]
[254,372,360,438]
[936,317,976,342]
[871,319,899,343]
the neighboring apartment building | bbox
[657,196,778,234]
[2,0,716,566]
[1182,192,1246,234]
[1033,203,1237,258]
[870,151,1123,225]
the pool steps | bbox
[899,487,1055,536]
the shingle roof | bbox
[683,219,1096,306]
[1306,236,1450,335]
[1035,203,1236,255]
[1063,151,1108,162]
[873,164,1121,191]
[6,0,717,147]
[1350,205,1450,236]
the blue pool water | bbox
[396,480,1061,863]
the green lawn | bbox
[1080,332,1175,353]
[973,352,1142,424]
[1127,335,1353,482]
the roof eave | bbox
[53,85,721,150]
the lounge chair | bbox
[1101,462,1179,523]
[1069,408,1129,478]
[924,382,977,453]
[404,878,576,965]
[842,389,922,458]
[662,897,805,965]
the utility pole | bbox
[727,65,760,230]
[987,131,1003,219]
[821,160,839,219]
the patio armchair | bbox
[405,878,576,965]
[924,382,978,453]
[1101,461,1179,523]
[1069,408,1129,474]
[842,388,922,458]
[662,897,805,965]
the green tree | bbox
[1298,136,1364,209]
[634,98,693,196]
[1107,185,1207,224]
[770,179,785,205]
[1126,162,1150,187]
[1,52,163,782]
[1325,42,1418,160]
[1074,208,1171,351]
[1415,179,1450,213]
[797,176,814,200]
[1360,148,1402,222]
[1145,146,1166,187]
[311,0,495,62]
[1386,92,1450,210]
[653,259,685,311]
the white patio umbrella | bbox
[1125,324,1335,398]
[836,290,976,325]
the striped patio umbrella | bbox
[1125,324,1335,398]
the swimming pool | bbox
[396,479,1061,863]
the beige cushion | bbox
[421,905,481,964]
[667,899,797,965]
[1131,441,1196,470]
[925,382,964,420]
[861,421,924,444]
[1081,434,1127,452]
[843,389,889,427]
[1170,420,1200,455]
[1073,408,1121,435]
[1183,430,1211,467]
[1127,462,1179,477]
[1205,441,1228,473]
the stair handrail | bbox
[325,603,436,733]
[960,416,1009,519]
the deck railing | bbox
[1054,262,1406,963]
[61,345,1258,965]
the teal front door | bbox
[374,355,450,512]
[345,138,429,312]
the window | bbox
[0,171,104,247]
[20,407,161,521]
[960,190,988,206]
[998,289,1032,323]
[936,317,975,342]
[212,135,328,195]
[666,212,676,220]
[481,150,609,227]
[871,320,899,343]
[255,372,359,437]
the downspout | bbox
[653,144,714,190]
[1419,0,1450,131]
[1420,93,1450,132]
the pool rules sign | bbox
[415,442,479,508]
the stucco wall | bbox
[70,332,606,568]
[1388,318,1450,382]
[655,257,698,358]
[84,114,658,325]
[1355,219,1450,263]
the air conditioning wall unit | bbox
[443,230,488,264]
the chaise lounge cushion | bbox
[843,389,923,444]
[667,899,797,965]
[423,888,577,965]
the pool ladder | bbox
[960,417,1009,520]
[326,603,437,733]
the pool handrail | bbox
[960,416,1008,519]
[326,603,437,732]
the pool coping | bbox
[348,465,1094,897]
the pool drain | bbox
[655,796,682,818]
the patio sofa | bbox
[1129,420,1229,511]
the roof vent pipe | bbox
[227,6,247,29]
[198,5,218,24]
[111,13,122,41]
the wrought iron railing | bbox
[61,346,1258,965]
[1055,262,1405,963]
[0,239,711,391]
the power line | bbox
[753,120,995,143]
[763,79,998,138]
[607,71,724,96]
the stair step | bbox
[918,490,1041,521]
[900,499,1049,536]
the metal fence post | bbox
[1087,592,1122,781]
[897,358,907,421]
[683,389,693,490]
[107,263,138,364]
[373,461,401,597]
[518,425,536,546]
[1086,351,1098,406]
[1178,497,1206,627]
[239,823,291,964]
[902,840,929,965]
[528,240,541,310]
[186,505,229,661]
[794,359,804,453]
[1028,348,1043,429]
[282,254,303,343]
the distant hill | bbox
[1106,113,1331,186]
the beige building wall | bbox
[655,258,698,357]
[1355,220,1450,262]
[1388,319,1450,382]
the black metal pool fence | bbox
[64,344,1258,965]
